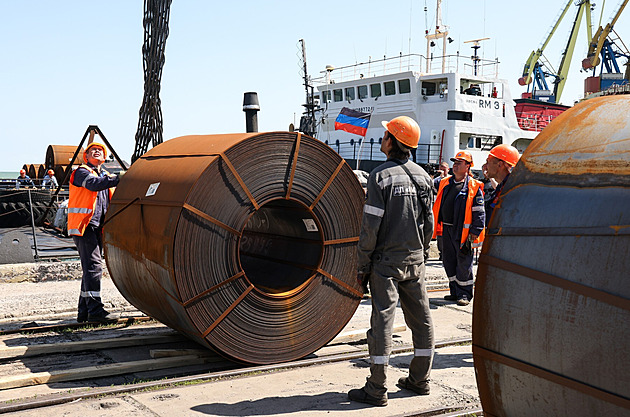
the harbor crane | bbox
[581,0,630,93]
[518,0,594,103]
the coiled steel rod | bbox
[104,132,366,364]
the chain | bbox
[132,0,173,163]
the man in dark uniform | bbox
[68,142,120,323]
[348,116,434,407]
[433,151,485,306]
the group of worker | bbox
[15,169,58,189]
[349,115,519,407]
[61,117,519,405]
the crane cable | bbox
[132,0,173,163]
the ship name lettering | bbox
[479,99,493,109]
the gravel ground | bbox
[0,241,451,322]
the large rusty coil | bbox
[473,95,630,416]
[104,132,365,364]
[45,144,84,169]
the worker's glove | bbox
[357,273,370,295]
[460,235,474,256]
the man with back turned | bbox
[348,116,435,407]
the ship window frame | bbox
[322,90,331,103]
[345,87,356,101]
[398,79,411,94]
[358,85,368,99]
[384,81,396,96]
[421,81,437,96]
[370,83,381,98]
[333,89,343,102]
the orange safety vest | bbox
[67,165,115,236]
[432,175,485,248]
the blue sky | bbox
[2,0,628,171]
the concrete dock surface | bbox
[0,259,481,416]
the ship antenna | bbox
[298,39,316,138]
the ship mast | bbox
[425,0,449,73]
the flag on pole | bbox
[334,107,371,136]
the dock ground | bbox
[0,254,482,416]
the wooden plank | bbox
[0,333,186,360]
[0,355,207,390]
[150,349,216,359]
[330,325,407,345]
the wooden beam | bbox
[0,355,208,390]
[0,333,186,360]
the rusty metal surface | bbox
[104,132,365,364]
[473,95,630,416]
[45,145,84,168]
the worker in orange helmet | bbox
[349,116,435,406]
[42,169,58,189]
[16,169,34,189]
[68,141,121,324]
[484,144,520,226]
[433,150,485,306]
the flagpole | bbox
[355,108,375,171]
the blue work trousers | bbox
[441,225,474,301]
[73,225,107,317]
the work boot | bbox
[77,314,88,323]
[443,294,457,301]
[457,298,470,306]
[88,311,119,324]
[348,387,388,406]
[397,377,430,395]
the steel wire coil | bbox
[27,164,43,179]
[473,95,630,415]
[104,132,366,364]
[45,145,84,169]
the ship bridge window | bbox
[345,87,355,101]
[370,83,381,98]
[333,89,343,102]
[384,81,396,96]
[448,111,473,121]
[398,79,411,94]
[358,85,368,99]
[421,81,436,96]
[322,91,331,103]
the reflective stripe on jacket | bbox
[432,175,485,248]
[68,165,115,236]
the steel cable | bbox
[105,132,366,364]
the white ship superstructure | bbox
[304,2,543,172]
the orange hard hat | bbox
[450,150,474,167]
[20,169,26,174]
[489,144,519,166]
[381,116,420,148]
[84,141,108,159]
[47,169,55,175]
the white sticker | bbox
[302,218,318,232]
[146,182,160,197]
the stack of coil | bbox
[46,145,84,185]
[473,95,630,415]
[104,132,366,364]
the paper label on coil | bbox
[302,218,318,232]
[146,182,160,197]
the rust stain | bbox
[522,95,630,176]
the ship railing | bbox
[313,53,500,85]
[516,113,556,132]
[323,137,443,167]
